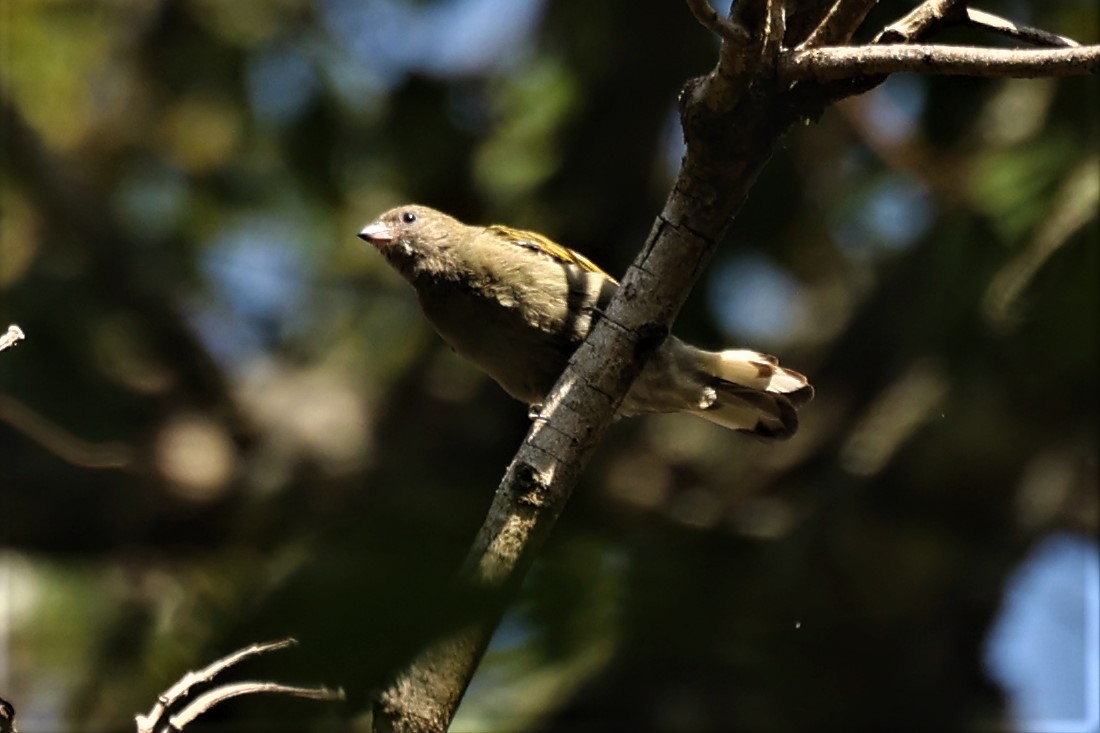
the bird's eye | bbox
[401,211,418,224]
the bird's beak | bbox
[358,221,394,243]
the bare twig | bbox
[372,2,1099,731]
[877,1,1080,48]
[787,0,1093,109]
[801,0,880,49]
[137,638,299,732]
[782,44,1100,83]
[685,0,750,44]
[877,0,966,43]
[135,638,342,733]
[965,8,1079,49]
[0,325,24,353]
[683,0,771,114]
[764,0,788,57]
[0,395,133,469]
[167,682,345,731]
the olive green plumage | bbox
[359,205,813,439]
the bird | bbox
[358,205,813,439]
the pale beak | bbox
[358,221,394,243]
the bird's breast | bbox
[413,260,613,404]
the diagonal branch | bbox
[877,1,1080,48]
[685,0,749,44]
[374,8,793,733]
[683,0,769,110]
[764,0,788,58]
[167,682,344,731]
[135,638,343,733]
[781,43,1100,83]
[0,394,134,469]
[877,0,965,43]
[136,639,300,733]
[801,0,881,49]
[370,3,1097,732]
[964,8,1079,48]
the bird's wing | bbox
[487,225,618,284]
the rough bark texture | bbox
[372,8,795,733]
[372,2,1099,730]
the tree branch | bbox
[0,394,134,469]
[877,1,1080,48]
[781,44,1100,83]
[801,0,881,49]
[167,682,344,731]
[683,0,769,110]
[877,0,965,43]
[963,8,1080,49]
[135,638,343,733]
[764,0,788,58]
[685,0,749,44]
[371,2,1098,731]
[373,5,789,732]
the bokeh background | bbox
[1,1,1097,731]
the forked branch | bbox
[782,44,1099,83]
[135,639,343,733]
[372,2,1097,731]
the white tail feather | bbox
[624,338,814,440]
[700,348,813,439]
[717,349,811,397]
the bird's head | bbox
[358,204,461,280]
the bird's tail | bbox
[689,347,813,439]
[624,339,814,439]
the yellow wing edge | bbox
[486,225,617,283]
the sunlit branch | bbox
[782,43,1100,83]
[964,8,1079,49]
[684,0,749,44]
[135,638,343,733]
[801,0,880,49]
[877,0,965,43]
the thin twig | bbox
[877,0,966,43]
[683,0,769,116]
[878,1,1080,48]
[167,682,344,731]
[782,43,1100,83]
[965,8,1079,48]
[801,0,880,49]
[0,395,133,469]
[684,0,750,44]
[764,0,788,56]
[135,638,302,733]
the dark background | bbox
[1,1,1097,731]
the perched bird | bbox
[359,205,813,439]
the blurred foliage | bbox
[1,1,1097,731]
